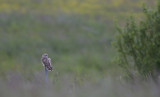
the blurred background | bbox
[0,0,158,97]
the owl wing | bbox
[46,58,52,71]
[48,58,52,66]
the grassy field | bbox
[0,0,158,97]
[1,74,160,97]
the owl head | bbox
[42,53,48,58]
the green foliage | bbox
[115,2,160,79]
[0,12,115,76]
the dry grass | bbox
[0,72,160,97]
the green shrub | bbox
[114,1,160,79]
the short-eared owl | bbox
[41,53,52,71]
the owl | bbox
[41,53,52,71]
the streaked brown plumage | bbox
[41,53,52,71]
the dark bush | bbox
[114,1,160,80]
